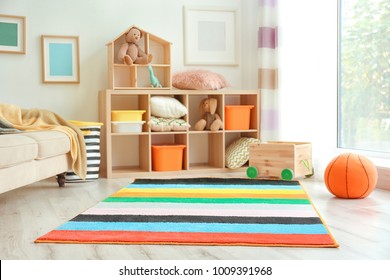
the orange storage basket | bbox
[225,105,254,130]
[152,145,186,171]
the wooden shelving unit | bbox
[98,89,261,178]
[102,26,260,178]
[106,25,172,89]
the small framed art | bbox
[41,35,80,83]
[183,6,238,66]
[0,14,26,54]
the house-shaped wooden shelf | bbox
[107,25,172,90]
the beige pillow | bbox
[172,70,230,90]
[225,137,261,169]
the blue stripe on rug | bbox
[57,221,328,234]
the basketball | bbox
[324,153,378,198]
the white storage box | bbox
[111,121,145,133]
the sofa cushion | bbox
[0,134,38,168]
[22,131,70,159]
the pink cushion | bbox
[172,70,230,90]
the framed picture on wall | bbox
[41,35,80,83]
[183,6,238,66]
[0,14,26,54]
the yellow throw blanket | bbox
[0,103,87,179]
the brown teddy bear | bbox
[117,27,153,65]
[194,98,223,131]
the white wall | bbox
[1,0,254,121]
[1,0,339,178]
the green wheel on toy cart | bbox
[281,168,294,181]
[246,166,259,179]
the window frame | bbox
[337,0,389,190]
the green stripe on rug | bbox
[103,197,311,204]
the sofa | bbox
[0,130,72,195]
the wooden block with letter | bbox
[247,141,313,180]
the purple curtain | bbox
[258,0,279,139]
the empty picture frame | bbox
[41,35,80,83]
[183,6,238,66]
[0,14,26,54]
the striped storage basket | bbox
[65,120,103,183]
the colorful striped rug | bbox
[35,178,338,247]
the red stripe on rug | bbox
[35,230,338,247]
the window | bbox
[338,0,390,155]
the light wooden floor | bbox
[1,174,390,260]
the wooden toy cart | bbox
[246,141,313,180]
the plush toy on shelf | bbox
[117,27,153,65]
[147,65,162,88]
[194,98,223,131]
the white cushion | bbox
[150,96,187,118]
[22,131,70,159]
[0,134,38,168]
